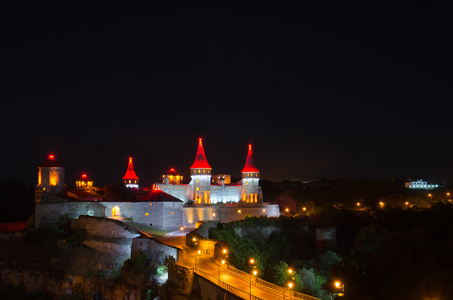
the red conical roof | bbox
[122,157,139,180]
[40,154,64,167]
[190,138,212,169]
[241,144,260,173]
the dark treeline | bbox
[210,203,453,300]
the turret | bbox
[35,154,66,202]
[76,173,94,190]
[241,144,260,203]
[123,157,139,188]
[190,138,212,204]
[162,168,183,185]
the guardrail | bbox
[223,264,320,300]
[192,262,319,300]
[194,266,264,300]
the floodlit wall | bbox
[183,204,280,227]
[71,216,141,257]
[131,237,180,263]
[132,201,183,231]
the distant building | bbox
[405,179,439,189]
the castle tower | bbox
[76,173,94,190]
[190,138,212,204]
[162,168,183,185]
[241,144,260,203]
[35,154,66,202]
[123,157,139,188]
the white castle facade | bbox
[155,139,262,205]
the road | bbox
[154,230,288,300]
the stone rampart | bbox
[131,237,180,263]
[183,203,280,226]
[71,216,141,257]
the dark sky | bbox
[1,1,452,187]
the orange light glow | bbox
[288,282,293,289]
[335,281,341,288]
[253,270,258,276]
[81,174,87,178]
[48,154,54,159]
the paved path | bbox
[154,230,286,300]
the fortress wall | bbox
[35,201,106,228]
[71,216,141,257]
[131,237,180,263]
[162,202,184,230]
[183,204,280,226]
[100,202,134,219]
[132,202,183,231]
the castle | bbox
[34,139,279,230]
[155,138,262,204]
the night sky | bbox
[1,1,452,188]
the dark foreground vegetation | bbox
[210,202,453,300]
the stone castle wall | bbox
[183,204,280,226]
[71,216,141,257]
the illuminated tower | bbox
[76,173,94,190]
[123,157,139,188]
[35,154,66,202]
[241,144,260,203]
[190,138,212,204]
[162,168,183,185]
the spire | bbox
[190,138,212,169]
[122,157,139,180]
[40,154,64,167]
[241,144,260,173]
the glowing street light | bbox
[334,281,344,297]
[195,250,201,269]
[250,269,258,300]
[428,193,433,201]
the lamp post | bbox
[195,250,201,269]
[250,269,257,300]
[249,258,257,300]
[334,281,344,297]
[218,259,225,284]
[447,192,451,201]
[284,281,293,300]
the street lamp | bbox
[195,250,201,269]
[284,281,293,300]
[334,281,344,297]
[428,193,432,202]
[250,269,257,300]
[447,192,451,201]
[249,258,257,300]
[218,260,225,284]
